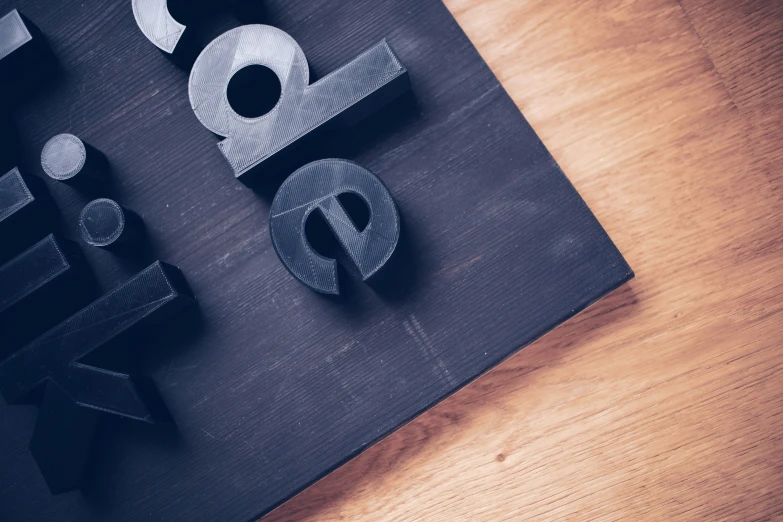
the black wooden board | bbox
[0,1,633,521]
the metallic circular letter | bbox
[269,159,400,295]
[79,199,136,248]
[189,25,408,180]
[132,0,185,54]
[41,134,88,181]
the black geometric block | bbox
[28,381,99,494]
[0,166,33,225]
[78,198,144,249]
[0,234,88,356]
[0,9,33,68]
[0,261,194,493]
[0,166,45,261]
[0,106,18,172]
[0,9,54,103]
[40,133,107,184]
[0,261,193,417]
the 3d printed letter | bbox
[188,25,409,182]
[269,159,400,295]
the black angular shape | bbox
[0,9,55,103]
[0,166,47,261]
[78,198,142,249]
[0,261,193,421]
[270,159,400,295]
[0,234,89,356]
[0,106,19,173]
[0,9,29,49]
[0,166,33,225]
[40,133,106,184]
[28,381,99,495]
[189,25,410,184]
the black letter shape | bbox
[0,167,34,231]
[0,234,86,355]
[0,261,191,421]
[0,262,193,493]
[0,9,54,103]
[0,9,33,65]
[269,159,400,295]
[189,25,409,183]
[0,166,48,261]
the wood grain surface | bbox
[0,1,633,520]
[264,0,783,520]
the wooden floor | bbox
[264,0,783,520]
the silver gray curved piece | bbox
[269,159,400,295]
[131,0,185,54]
[189,25,409,179]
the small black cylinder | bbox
[41,134,106,184]
[78,199,142,249]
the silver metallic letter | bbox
[131,0,185,54]
[269,159,400,295]
[189,25,409,181]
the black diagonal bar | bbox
[28,380,99,494]
[0,234,74,314]
[0,261,193,421]
[0,9,54,104]
[0,166,34,227]
[0,234,88,356]
[0,167,51,261]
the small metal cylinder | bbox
[41,134,105,183]
[78,199,142,249]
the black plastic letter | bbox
[0,166,46,261]
[0,261,193,493]
[269,159,400,295]
[0,234,87,355]
[189,25,409,183]
[0,9,53,102]
[0,261,192,419]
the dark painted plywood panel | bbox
[0,1,632,521]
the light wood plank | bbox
[264,0,783,519]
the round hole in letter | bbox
[227,65,282,119]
